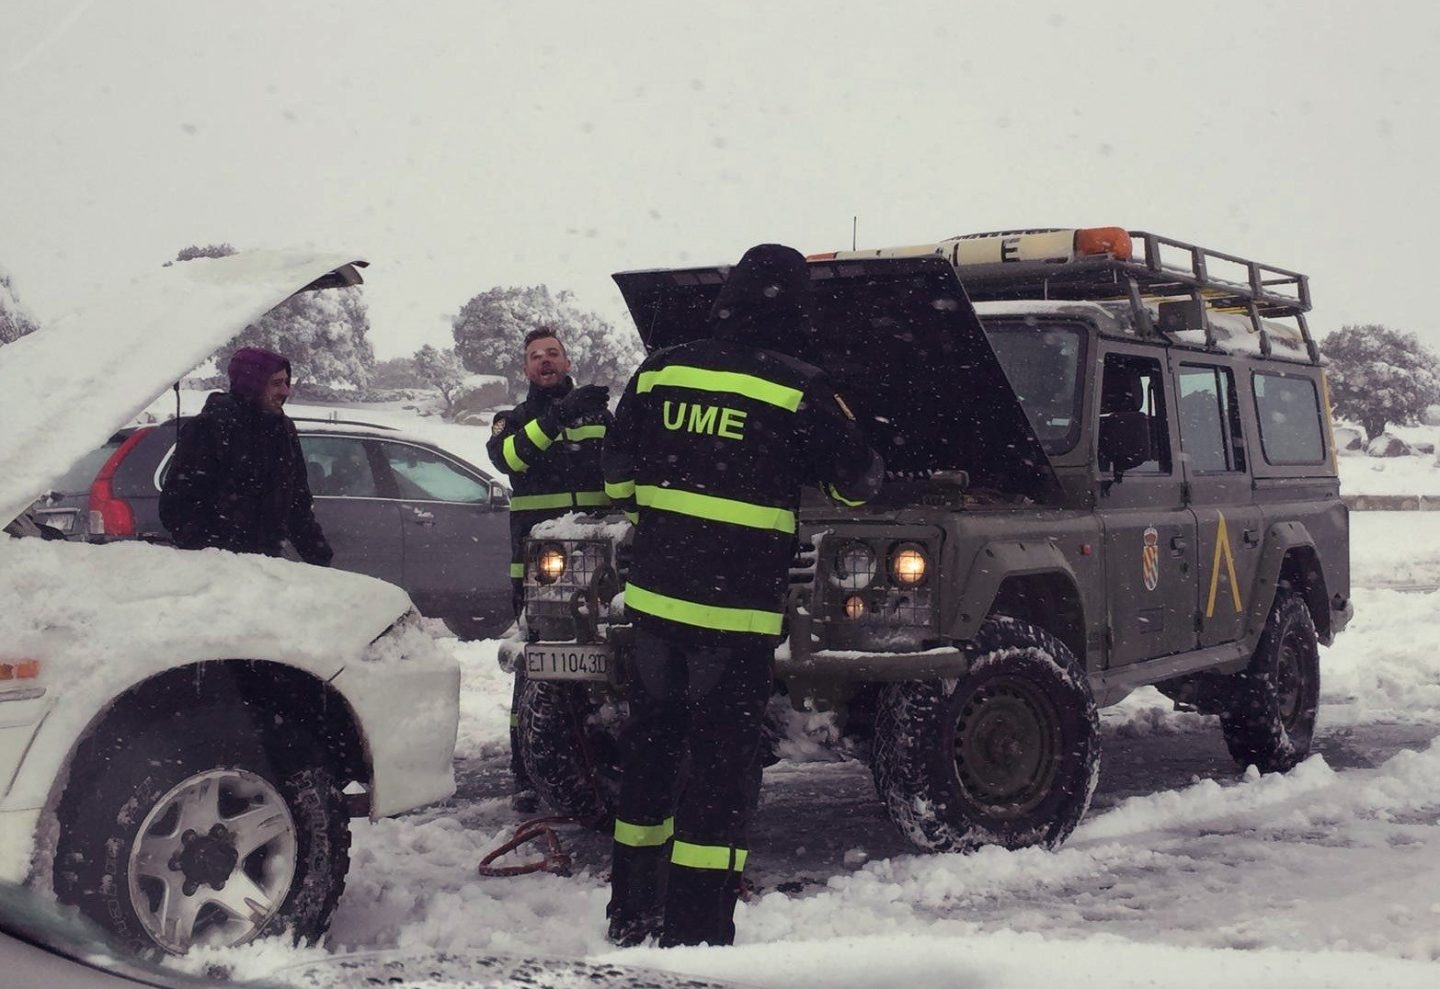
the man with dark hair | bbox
[602,244,883,947]
[160,346,332,566]
[486,327,614,811]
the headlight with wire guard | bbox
[536,543,567,584]
[889,543,928,587]
[832,541,877,589]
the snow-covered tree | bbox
[171,243,237,263]
[370,356,427,390]
[451,285,644,395]
[0,267,41,346]
[233,289,375,392]
[172,244,375,391]
[1321,324,1440,440]
[412,344,467,408]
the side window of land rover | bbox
[1099,353,1171,474]
[1179,364,1245,473]
[1252,371,1326,465]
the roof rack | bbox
[813,228,1319,364]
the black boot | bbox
[607,842,669,946]
[659,863,743,947]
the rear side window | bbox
[1179,365,1245,473]
[380,442,489,503]
[1252,372,1326,465]
[301,436,380,497]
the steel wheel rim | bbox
[126,768,297,953]
[952,676,1061,817]
[1276,634,1309,731]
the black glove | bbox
[557,384,610,425]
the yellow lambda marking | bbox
[1205,511,1243,618]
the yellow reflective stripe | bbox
[827,482,867,508]
[614,817,675,848]
[671,839,747,872]
[509,563,525,579]
[565,424,607,442]
[510,492,575,511]
[509,491,610,511]
[524,418,556,451]
[636,484,794,534]
[625,583,782,636]
[637,365,804,412]
[605,478,636,500]
[624,511,639,524]
[502,435,528,473]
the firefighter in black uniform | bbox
[602,244,883,947]
[486,327,613,810]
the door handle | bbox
[1242,528,1260,547]
[1169,535,1187,555]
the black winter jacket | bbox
[603,339,882,648]
[159,392,332,565]
[486,377,613,576]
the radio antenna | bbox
[852,216,858,250]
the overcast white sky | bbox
[3,1,1438,361]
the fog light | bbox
[843,595,866,619]
[890,544,928,586]
[536,544,567,584]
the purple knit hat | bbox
[227,347,291,399]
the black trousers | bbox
[609,627,772,947]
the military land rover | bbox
[499,227,1352,855]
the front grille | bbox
[790,533,819,588]
[816,534,939,636]
[523,538,618,641]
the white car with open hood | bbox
[0,253,460,955]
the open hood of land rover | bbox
[613,254,1061,501]
[0,251,367,527]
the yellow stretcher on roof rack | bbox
[807,227,1318,363]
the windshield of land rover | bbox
[982,320,1086,454]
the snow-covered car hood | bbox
[0,539,418,687]
[0,251,366,526]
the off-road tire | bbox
[53,706,350,956]
[871,616,1100,853]
[517,680,623,830]
[1219,590,1320,773]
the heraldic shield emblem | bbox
[1142,525,1160,591]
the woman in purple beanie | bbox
[158,346,333,565]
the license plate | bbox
[525,643,611,681]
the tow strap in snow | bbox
[477,816,575,878]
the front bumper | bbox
[331,659,460,819]
[508,587,968,684]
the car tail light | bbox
[87,428,150,538]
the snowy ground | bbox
[158,509,1440,989]
[113,393,1440,986]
